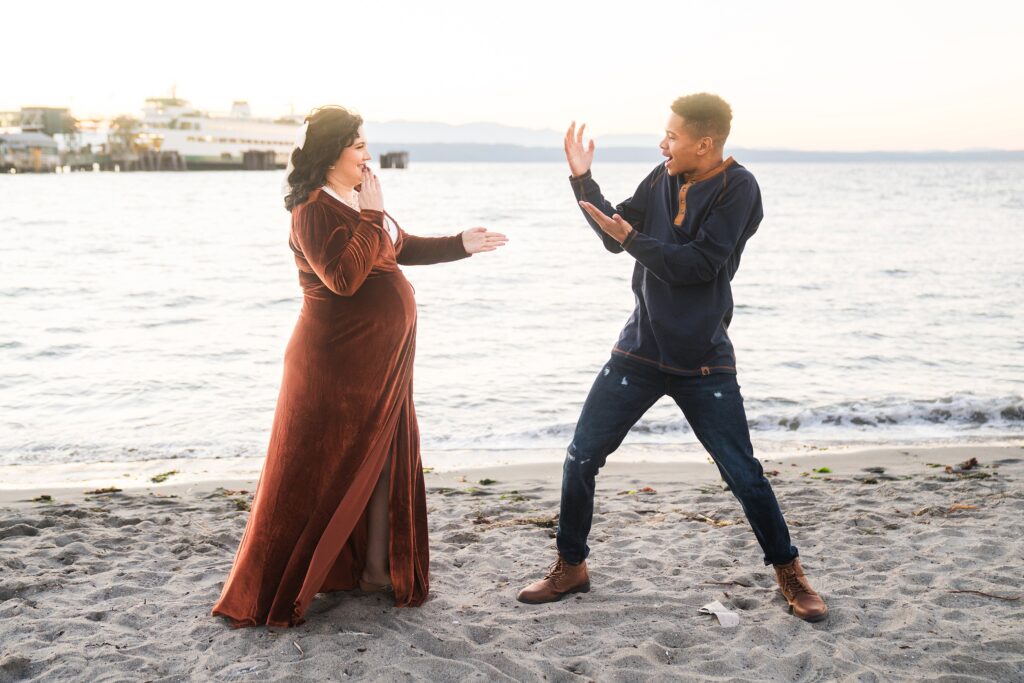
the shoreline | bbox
[1,444,1018,506]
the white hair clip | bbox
[294,121,310,150]
[282,120,310,197]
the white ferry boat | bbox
[137,97,302,169]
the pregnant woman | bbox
[211,106,507,628]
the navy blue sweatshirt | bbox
[570,157,763,376]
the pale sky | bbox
[6,0,1022,151]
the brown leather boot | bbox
[774,557,828,622]
[516,554,590,604]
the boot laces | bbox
[544,559,567,587]
[780,566,809,596]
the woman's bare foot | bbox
[359,567,392,593]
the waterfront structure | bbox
[133,97,302,169]
[20,107,76,136]
[380,151,409,168]
[0,111,20,134]
[0,133,60,173]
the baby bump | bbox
[288,271,417,378]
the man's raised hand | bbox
[564,121,595,178]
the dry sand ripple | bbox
[1,446,1022,682]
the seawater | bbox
[1,162,1022,468]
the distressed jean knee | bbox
[565,442,603,478]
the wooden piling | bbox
[242,150,275,170]
[379,151,409,169]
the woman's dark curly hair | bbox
[284,106,363,212]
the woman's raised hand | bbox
[359,166,384,212]
[461,227,509,254]
[564,121,595,178]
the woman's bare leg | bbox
[361,454,392,586]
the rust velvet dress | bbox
[211,188,469,628]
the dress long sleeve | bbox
[292,203,387,296]
[396,228,471,266]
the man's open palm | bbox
[564,121,595,177]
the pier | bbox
[99,150,187,172]
[242,150,276,170]
[379,151,409,169]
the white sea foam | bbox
[418,394,1024,451]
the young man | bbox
[516,93,827,622]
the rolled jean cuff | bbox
[555,545,586,566]
[764,547,799,566]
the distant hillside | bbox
[364,121,565,147]
[370,143,1024,163]
[370,144,661,163]
[361,120,1023,162]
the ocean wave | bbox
[881,268,912,278]
[14,219,67,226]
[162,295,207,308]
[248,297,296,310]
[423,394,1024,450]
[0,287,54,297]
[753,394,1024,431]
[22,344,86,359]
[138,317,206,328]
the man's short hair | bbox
[671,93,732,147]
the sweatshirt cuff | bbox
[621,228,638,248]
[569,169,593,184]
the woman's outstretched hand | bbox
[359,166,384,212]
[461,227,509,254]
[564,121,595,178]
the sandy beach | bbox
[1,445,1022,682]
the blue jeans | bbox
[556,354,798,566]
